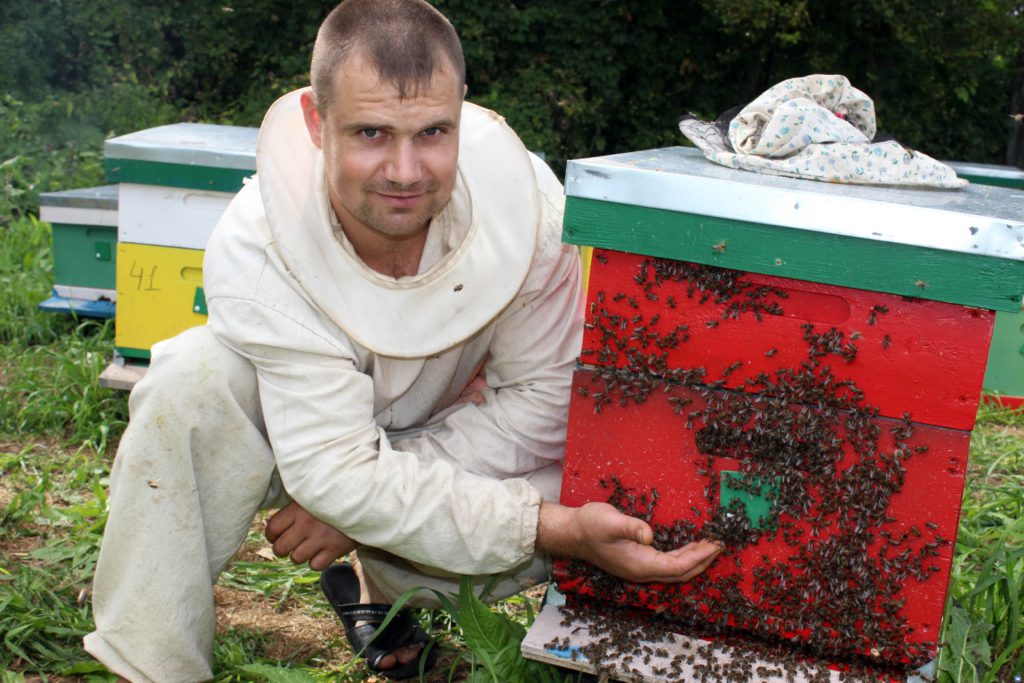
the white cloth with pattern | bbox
[679,74,966,188]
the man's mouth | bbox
[376,191,426,208]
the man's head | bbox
[311,0,465,113]
[301,0,466,264]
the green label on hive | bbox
[720,471,778,529]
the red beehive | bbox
[553,147,1024,673]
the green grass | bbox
[0,440,111,677]
[938,402,1024,682]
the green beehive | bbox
[946,161,1024,406]
[946,161,1024,190]
[38,185,118,318]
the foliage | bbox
[0,0,1021,177]
[211,628,317,683]
[219,558,325,607]
[0,442,110,674]
[0,96,106,225]
[428,577,572,683]
[0,320,128,449]
[0,0,329,128]
[0,214,65,345]
[441,0,1022,170]
[790,0,1022,165]
[235,663,320,683]
[0,100,130,449]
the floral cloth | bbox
[679,74,966,188]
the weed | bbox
[423,577,574,683]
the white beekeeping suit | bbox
[85,89,584,683]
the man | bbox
[84,1,720,680]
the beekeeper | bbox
[84,1,720,680]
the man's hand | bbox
[537,501,720,583]
[265,501,356,571]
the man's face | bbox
[302,53,463,244]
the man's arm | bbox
[537,501,721,583]
[207,161,714,582]
[268,497,720,582]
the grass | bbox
[0,103,1021,682]
[938,403,1024,682]
[0,439,112,678]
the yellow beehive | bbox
[104,123,257,360]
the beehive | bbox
[945,161,1024,407]
[104,123,257,360]
[38,185,118,318]
[551,147,1024,673]
[945,161,1024,191]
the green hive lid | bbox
[39,184,118,211]
[944,161,1024,190]
[563,147,1024,311]
[104,123,258,192]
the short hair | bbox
[310,0,466,110]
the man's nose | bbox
[384,140,421,188]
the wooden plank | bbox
[582,249,994,431]
[556,370,970,668]
[563,197,1024,312]
[99,361,147,391]
[523,602,851,682]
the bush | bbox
[0,0,1020,174]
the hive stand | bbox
[521,147,1024,682]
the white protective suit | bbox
[84,90,583,683]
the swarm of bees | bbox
[562,255,949,679]
[545,602,909,682]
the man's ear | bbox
[300,89,323,149]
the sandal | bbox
[320,562,438,681]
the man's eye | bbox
[422,127,442,137]
[360,128,380,139]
